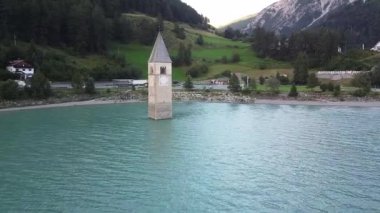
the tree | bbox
[288,84,298,98]
[0,80,19,100]
[221,56,228,64]
[184,44,192,66]
[157,14,164,32]
[266,77,280,94]
[175,43,192,66]
[30,72,51,99]
[231,53,240,63]
[173,23,186,39]
[333,84,341,97]
[113,15,133,43]
[0,0,8,40]
[307,73,319,88]
[259,76,265,85]
[228,73,241,92]
[371,64,380,87]
[249,77,257,91]
[175,43,186,66]
[71,72,84,93]
[224,27,235,39]
[251,27,278,58]
[26,42,43,69]
[183,75,194,90]
[352,72,371,93]
[293,52,309,85]
[186,64,208,78]
[196,34,204,45]
[84,77,96,94]
[89,5,108,52]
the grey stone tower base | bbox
[149,103,172,120]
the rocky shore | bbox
[1,90,380,112]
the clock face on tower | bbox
[159,75,169,86]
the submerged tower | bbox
[148,32,172,120]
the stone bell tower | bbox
[148,32,172,120]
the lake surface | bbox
[0,103,380,212]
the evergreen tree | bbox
[26,42,43,69]
[175,43,186,66]
[183,75,194,90]
[71,72,84,93]
[259,76,265,85]
[113,15,133,43]
[371,65,380,87]
[0,0,207,53]
[196,34,204,45]
[85,77,96,94]
[352,72,371,92]
[0,80,19,100]
[307,73,319,88]
[224,27,234,39]
[89,5,108,52]
[231,53,240,63]
[157,14,164,32]
[333,84,341,97]
[173,23,186,39]
[30,72,51,99]
[266,77,280,94]
[288,84,299,98]
[249,77,257,91]
[228,73,241,92]
[0,0,8,40]
[293,52,309,85]
[184,44,192,66]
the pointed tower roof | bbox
[149,32,172,63]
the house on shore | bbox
[371,42,380,52]
[6,60,34,79]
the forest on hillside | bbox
[250,27,375,72]
[0,0,209,53]
[312,0,380,49]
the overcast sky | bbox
[181,0,279,27]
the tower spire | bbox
[149,32,172,63]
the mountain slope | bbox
[218,15,256,31]
[242,0,362,35]
[310,0,380,48]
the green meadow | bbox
[112,14,291,81]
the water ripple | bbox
[0,103,379,212]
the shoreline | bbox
[1,98,380,112]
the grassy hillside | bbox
[111,13,291,81]
[1,13,290,82]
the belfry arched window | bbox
[160,66,166,75]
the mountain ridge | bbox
[242,0,362,35]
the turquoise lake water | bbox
[0,102,379,212]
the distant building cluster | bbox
[6,60,34,80]
[317,71,366,81]
[210,78,229,85]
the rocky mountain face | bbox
[242,0,363,35]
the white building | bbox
[6,60,34,79]
[371,42,380,52]
[317,71,366,81]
